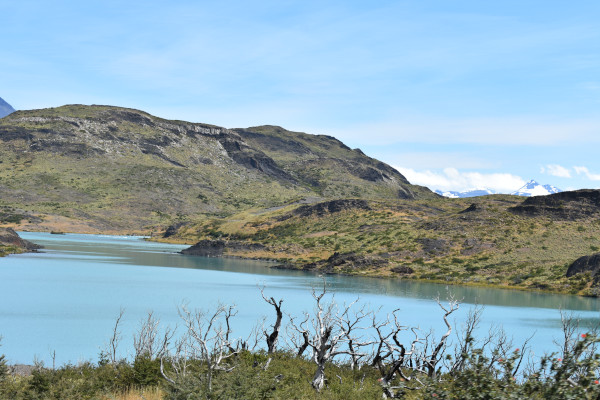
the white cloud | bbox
[574,166,600,181]
[541,164,571,178]
[395,167,526,193]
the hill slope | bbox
[0,104,431,233]
[170,191,600,296]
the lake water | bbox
[0,232,599,366]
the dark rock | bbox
[217,136,296,183]
[290,199,370,219]
[323,252,386,270]
[0,228,42,251]
[139,144,185,167]
[459,204,479,213]
[460,238,494,256]
[163,222,189,238]
[391,265,414,274]
[181,240,225,257]
[566,253,600,286]
[180,239,266,257]
[509,189,600,220]
[350,165,386,182]
[417,238,450,255]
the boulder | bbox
[0,228,41,251]
[181,240,225,257]
[566,253,600,285]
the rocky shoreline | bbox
[0,228,42,255]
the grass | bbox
[163,195,600,296]
[0,105,427,235]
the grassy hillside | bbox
[0,105,431,234]
[166,192,600,296]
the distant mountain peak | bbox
[435,179,562,198]
[0,97,16,118]
[512,180,561,197]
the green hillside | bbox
[168,192,600,296]
[0,104,431,234]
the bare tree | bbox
[133,311,160,359]
[422,297,459,379]
[260,287,283,354]
[449,304,484,374]
[339,304,372,370]
[288,313,310,357]
[106,307,125,365]
[370,311,424,398]
[171,304,241,392]
[289,281,368,391]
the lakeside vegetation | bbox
[163,194,600,297]
[2,286,600,399]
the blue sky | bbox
[2,0,600,192]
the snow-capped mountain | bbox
[434,189,496,198]
[435,180,561,198]
[511,180,561,197]
[0,96,15,118]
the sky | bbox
[1,0,600,193]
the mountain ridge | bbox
[0,104,432,233]
[435,180,561,198]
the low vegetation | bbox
[0,105,429,234]
[2,285,600,399]
[165,194,600,296]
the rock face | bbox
[181,239,266,257]
[509,190,600,220]
[391,265,414,274]
[277,199,371,221]
[566,253,600,285]
[0,228,41,251]
[0,97,15,118]
[274,252,388,273]
[417,238,450,255]
[181,240,226,257]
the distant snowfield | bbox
[435,180,562,198]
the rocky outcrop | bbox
[181,240,226,257]
[163,222,190,238]
[509,190,600,220]
[181,239,266,257]
[277,199,371,221]
[460,238,494,256]
[566,253,600,285]
[216,136,296,183]
[0,228,41,251]
[417,238,450,255]
[274,252,388,273]
[391,265,415,275]
[459,203,479,214]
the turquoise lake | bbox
[0,232,599,366]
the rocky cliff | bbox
[0,228,41,255]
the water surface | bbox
[0,232,598,365]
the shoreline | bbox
[5,227,597,298]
